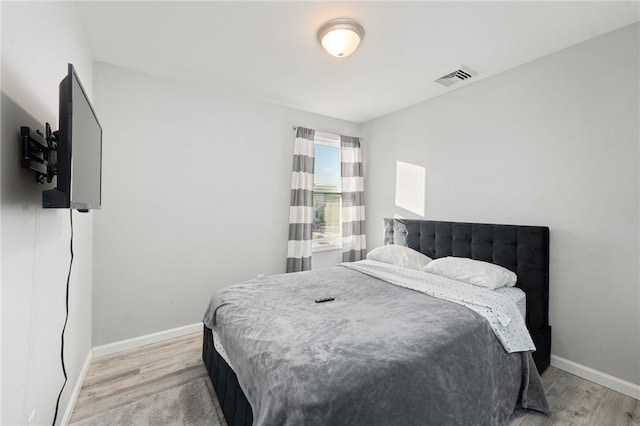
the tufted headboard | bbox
[383,218,551,372]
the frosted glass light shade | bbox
[317,19,365,58]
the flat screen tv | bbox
[43,63,102,211]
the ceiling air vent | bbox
[435,66,476,87]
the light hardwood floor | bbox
[71,332,639,425]
[510,365,639,425]
[70,332,221,424]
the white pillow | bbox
[423,257,517,290]
[366,245,433,271]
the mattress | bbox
[204,263,549,425]
[212,327,232,367]
[212,283,528,372]
[494,286,526,319]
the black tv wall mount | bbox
[20,123,58,184]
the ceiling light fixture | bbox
[317,18,365,58]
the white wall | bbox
[363,23,639,386]
[92,62,360,346]
[1,3,94,425]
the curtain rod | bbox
[292,126,362,141]
[292,126,340,135]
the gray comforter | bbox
[203,265,549,426]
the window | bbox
[313,132,341,252]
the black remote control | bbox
[315,297,335,303]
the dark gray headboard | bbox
[383,218,551,372]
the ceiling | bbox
[74,1,639,124]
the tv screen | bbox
[43,63,102,211]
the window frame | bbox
[312,132,342,252]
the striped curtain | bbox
[286,127,315,272]
[341,136,366,262]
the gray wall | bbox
[362,23,639,385]
[92,62,360,345]
[1,2,94,424]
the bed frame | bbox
[202,218,551,426]
[203,325,253,426]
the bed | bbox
[202,218,551,426]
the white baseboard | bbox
[61,349,93,426]
[92,322,202,359]
[551,354,640,400]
